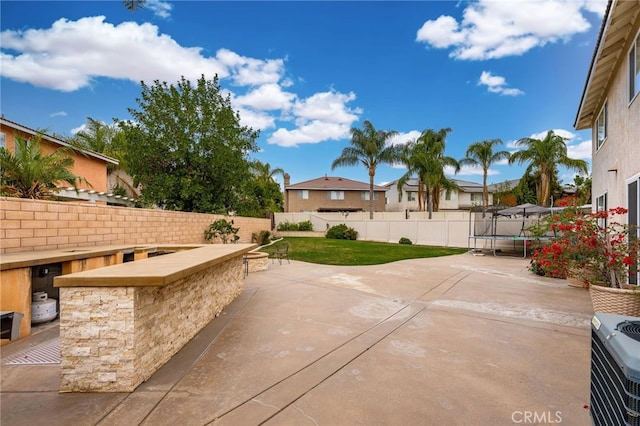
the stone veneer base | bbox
[59,256,243,392]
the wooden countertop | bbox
[53,244,256,287]
[0,244,211,271]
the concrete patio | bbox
[1,252,594,425]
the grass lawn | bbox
[259,237,468,266]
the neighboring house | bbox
[283,174,387,213]
[574,1,639,226]
[487,179,520,207]
[384,178,493,212]
[0,117,134,206]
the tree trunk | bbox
[539,172,550,207]
[482,170,488,218]
[368,170,374,220]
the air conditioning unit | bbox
[590,313,640,426]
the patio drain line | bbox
[3,337,60,365]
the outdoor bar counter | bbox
[51,243,256,392]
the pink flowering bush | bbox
[530,204,639,288]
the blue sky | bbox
[1,0,607,189]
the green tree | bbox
[573,175,592,205]
[331,120,400,219]
[240,160,285,217]
[460,139,511,217]
[249,160,285,186]
[509,130,588,207]
[68,117,138,199]
[68,117,127,173]
[118,75,259,213]
[0,134,87,199]
[397,128,459,219]
[513,172,538,205]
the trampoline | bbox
[468,203,554,257]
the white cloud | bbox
[567,139,592,160]
[0,16,228,91]
[216,48,285,86]
[0,16,363,148]
[416,15,465,48]
[478,71,523,96]
[234,83,295,111]
[292,90,360,124]
[50,111,67,117]
[416,0,607,60]
[147,0,173,19]
[388,130,422,147]
[268,121,352,148]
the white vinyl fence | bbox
[274,211,547,252]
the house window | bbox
[445,191,458,201]
[0,132,5,149]
[361,191,378,201]
[596,102,607,150]
[596,193,607,228]
[327,191,344,200]
[629,31,640,102]
[407,192,416,202]
[297,190,309,200]
[470,193,483,203]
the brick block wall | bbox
[0,198,271,254]
[59,256,243,392]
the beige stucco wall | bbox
[0,197,271,254]
[591,24,640,210]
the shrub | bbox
[252,230,272,245]
[297,220,313,231]
[326,223,358,240]
[277,220,298,231]
[399,237,412,245]
[204,218,239,244]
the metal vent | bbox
[619,320,640,343]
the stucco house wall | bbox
[284,175,386,213]
[575,1,640,213]
[1,118,117,194]
[384,179,491,212]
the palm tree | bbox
[397,128,460,219]
[331,120,400,219]
[0,134,87,199]
[68,117,125,173]
[249,160,285,185]
[460,139,511,217]
[122,0,146,11]
[509,130,588,207]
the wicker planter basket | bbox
[589,284,640,316]
[567,275,587,288]
[566,266,596,289]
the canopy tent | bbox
[496,203,552,217]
